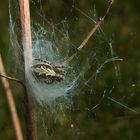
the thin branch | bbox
[0,74,25,87]
[63,0,113,65]
[20,0,32,65]
[20,0,37,140]
[0,54,24,140]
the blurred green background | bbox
[0,0,140,140]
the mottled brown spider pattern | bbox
[31,60,65,84]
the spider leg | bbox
[34,58,50,63]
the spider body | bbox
[31,60,65,84]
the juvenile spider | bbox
[31,59,65,84]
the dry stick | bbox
[20,0,37,140]
[63,0,113,65]
[0,74,25,86]
[0,54,24,140]
[20,0,32,63]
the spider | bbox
[31,59,65,84]
[31,0,112,84]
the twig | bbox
[20,0,37,140]
[20,0,32,65]
[0,74,25,87]
[0,54,24,140]
[63,0,113,65]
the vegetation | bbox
[0,0,140,140]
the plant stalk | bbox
[19,0,37,140]
[0,54,24,140]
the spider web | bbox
[7,0,140,139]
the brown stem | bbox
[0,54,24,140]
[20,0,37,140]
[63,0,113,65]
[20,0,32,64]
[0,74,25,87]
